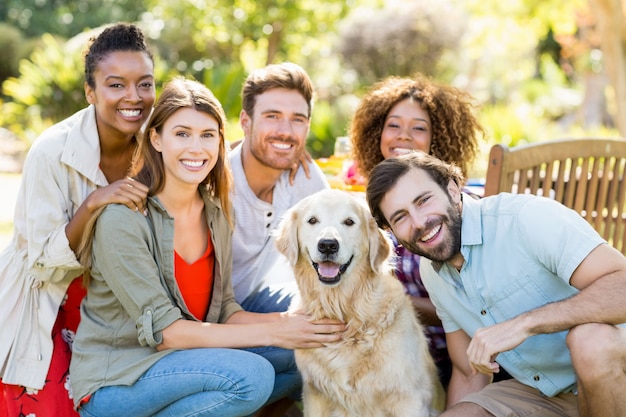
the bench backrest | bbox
[483,137,626,254]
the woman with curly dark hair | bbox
[350,74,483,180]
[349,74,485,391]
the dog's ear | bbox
[274,208,299,266]
[367,213,393,274]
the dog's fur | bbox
[275,189,438,417]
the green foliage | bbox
[0,0,620,168]
[480,104,534,148]
[2,0,146,38]
[337,0,466,87]
[141,0,355,71]
[0,23,27,91]
[0,25,176,145]
[480,100,620,150]
[1,34,84,143]
[307,94,357,158]
[307,100,339,158]
[201,63,247,121]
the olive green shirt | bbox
[70,188,242,406]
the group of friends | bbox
[0,21,624,417]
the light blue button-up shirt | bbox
[421,192,605,397]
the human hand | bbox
[229,139,242,150]
[270,312,345,349]
[289,149,313,185]
[90,177,149,215]
[467,318,530,376]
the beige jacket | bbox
[0,105,108,389]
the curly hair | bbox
[349,74,483,180]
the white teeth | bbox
[182,160,204,167]
[271,142,291,150]
[420,224,441,242]
[392,148,413,155]
[119,109,140,117]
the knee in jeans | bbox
[248,358,275,401]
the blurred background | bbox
[1,0,625,244]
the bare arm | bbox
[445,329,492,407]
[65,178,148,251]
[157,310,346,351]
[467,244,626,375]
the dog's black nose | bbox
[318,238,339,255]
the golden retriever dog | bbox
[275,189,439,417]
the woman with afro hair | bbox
[349,73,486,391]
[350,74,483,179]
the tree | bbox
[2,34,85,143]
[0,23,25,92]
[589,0,626,136]
[1,0,146,38]
[141,0,354,72]
[336,0,466,87]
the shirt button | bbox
[480,310,487,315]
[266,224,271,228]
[35,262,44,268]
[267,212,272,217]
[533,375,540,381]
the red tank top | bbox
[174,233,214,320]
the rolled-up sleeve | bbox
[135,306,181,347]
[92,205,182,347]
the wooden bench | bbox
[483,137,626,255]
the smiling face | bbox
[275,189,392,289]
[380,98,432,159]
[150,107,220,191]
[240,87,310,170]
[85,50,155,142]
[379,167,463,264]
[298,195,363,286]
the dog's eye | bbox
[343,218,355,226]
[307,216,318,225]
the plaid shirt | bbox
[390,234,449,366]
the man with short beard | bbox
[230,62,328,312]
[366,151,626,417]
[228,62,329,416]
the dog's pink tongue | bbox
[318,262,340,278]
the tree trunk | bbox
[266,22,283,65]
[590,0,626,136]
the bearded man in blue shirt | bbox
[366,151,626,417]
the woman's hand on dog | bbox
[271,312,346,349]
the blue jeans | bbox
[240,283,302,403]
[239,283,298,314]
[78,349,274,417]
